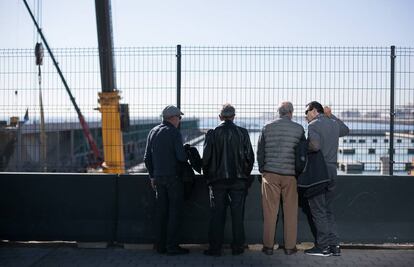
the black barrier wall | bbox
[0,173,413,244]
[0,173,117,242]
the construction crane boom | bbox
[22,0,102,164]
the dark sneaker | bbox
[262,246,274,255]
[166,246,189,256]
[329,245,341,256]
[284,247,298,255]
[305,246,332,257]
[204,249,222,257]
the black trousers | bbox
[154,176,184,251]
[208,179,247,251]
[307,166,339,248]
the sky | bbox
[1,0,413,49]
[0,0,413,121]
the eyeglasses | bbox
[305,109,312,115]
[177,115,182,120]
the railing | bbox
[0,46,413,174]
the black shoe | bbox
[329,245,341,256]
[261,246,273,255]
[231,247,244,255]
[284,247,298,255]
[305,246,332,257]
[166,246,189,256]
[204,249,222,257]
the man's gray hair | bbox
[278,101,294,116]
[220,103,236,118]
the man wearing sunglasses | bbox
[144,105,189,256]
[304,101,349,257]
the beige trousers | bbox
[261,172,298,249]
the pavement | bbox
[1,243,413,267]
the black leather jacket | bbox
[202,120,254,184]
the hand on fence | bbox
[150,178,156,191]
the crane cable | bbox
[33,0,47,170]
[32,0,42,44]
[33,0,43,95]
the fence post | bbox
[176,45,182,110]
[389,45,396,175]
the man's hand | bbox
[150,178,156,191]
[323,106,332,118]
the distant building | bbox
[364,111,381,118]
[396,104,414,119]
[340,110,361,118]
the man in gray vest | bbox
[304,101,349,257]
[257,101,305,255]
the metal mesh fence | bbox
[0,46,413,174]
[395,48,414,172]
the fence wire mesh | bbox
[0,46,413,174]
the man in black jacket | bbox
[144,105,189,256]
[202,103,255,256]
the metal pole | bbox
[176,45,182,109]
[17,123,22,171]
[389,45,396,176]
[95,0,125,174]
[95,0,117,92]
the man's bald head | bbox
[278,101,294,118]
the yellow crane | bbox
[95,0,125,174]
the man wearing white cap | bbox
[144,105,189,255]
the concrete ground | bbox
[1,243,413,267]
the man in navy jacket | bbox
[144,105,189,256]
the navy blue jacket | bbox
[144,121,187,178]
